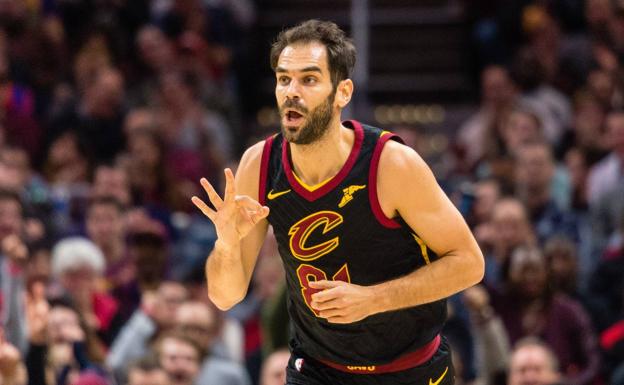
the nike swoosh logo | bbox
[429,366,448,385]
[267,189,291,200]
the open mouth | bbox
[284,109,305,125]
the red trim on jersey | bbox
[258,136,275,206]
[282,120,364,202]
[319,334,441,374]
[369,132,401,228]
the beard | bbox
[279,90,336,145]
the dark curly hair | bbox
[270,19,356,89]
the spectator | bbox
[557,91,608,167]
[513,141,579,244]
[153,331,202,385]
[50,237,123,347]
[508,337,562,385]
[175,301,250,385]
[0,190,27,352]
[90,165,131,208]
[456,65,517,170]
[477,197,535,289]
[85,196,139,322]
[491,247,600,385]
[462,285,510,385]
[587,109,624,205]
[259,349,289,385]
[126,355,169,385]
[106,280,188,379]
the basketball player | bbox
[192,19,484,385]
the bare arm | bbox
[310,141,484,323]
[371,140,484,310]
[192,142,269,310]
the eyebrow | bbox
[275,66,323,74]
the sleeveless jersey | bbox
[258,120,447,365]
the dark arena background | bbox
[0,0,622,384]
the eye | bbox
[278,76,290,86]
[304,76,317,84]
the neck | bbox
[289,117,353,186]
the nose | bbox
[285,79,301,99]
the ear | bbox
[335,79,354,108]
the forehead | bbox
[277,42,329,72]
[162,338,197,357]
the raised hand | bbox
[25,281,49,345]
[1,234,28,267]
[191,168,269,247]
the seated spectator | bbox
[90,165,131,208]
[513,141,579,244]
[50,237,123,347]
[85,196,138,322]
[175,301,250,385]
[491,247,600,384]
[184,267,245,363]
[477,197,536,289]
[123,128,175,208]
[153,331,203,385]
[456,65,517,171]
[508,337,562,385]
[42,131,92,235]
[106,280,188,378]
[556,91,607,167]
[543,237,584,299]
[509,47,571,143]
[463,285,510,385]
[26,297,110,385]
[479,106,544,190]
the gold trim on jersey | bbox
[412,234,431,264]
[293,172,333,192]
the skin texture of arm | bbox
[310,140,484,323]
[193,141,269,310]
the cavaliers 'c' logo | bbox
[288,211,343,261]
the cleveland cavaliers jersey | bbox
[258,120,446,365]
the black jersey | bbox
[258,120,447,365]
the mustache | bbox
[280,99,308,114]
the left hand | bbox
[309,280,376,324]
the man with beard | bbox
[192,20,484,385]
[155,332,203,385]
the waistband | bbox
[318,334,441,374]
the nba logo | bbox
[295,358,304,372]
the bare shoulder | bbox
[376,139,440,218]
[236,140,268,198]
[378,139,431,181]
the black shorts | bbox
[285,337,454,385]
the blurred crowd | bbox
[447,1,624,384]
[0,0,623,385]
